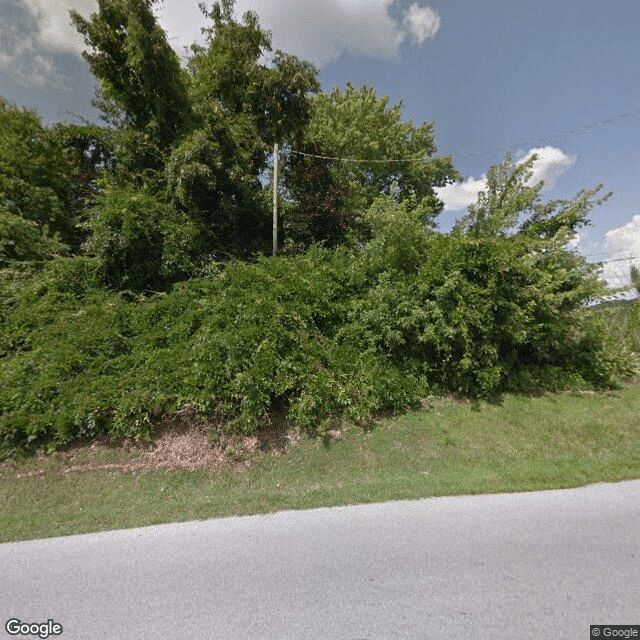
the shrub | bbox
[87,184,165,290]
[1,156,629,454]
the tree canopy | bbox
[283,83,460,248]
[69,0,322,280]
[2,0,634,456]
[70,0,190,169]
[0,98,111,265]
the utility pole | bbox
[272,143,279,256]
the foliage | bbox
[87,183,214,290]
[49,122,115,208]
[189,2,319,147]
[69,0,320,269]
[0,98,95,262]
[629,301,640,355]
[1,154,630,454]
[454,152,611,240]
[70,0,190,173]
[280,154,351,250]
[87,185,164,290]
[0,212,68,266]
[350,196,611,396]
[631,265,640,296]
[170,0,319,256]
[283,83,460,248]
[0,1,633,454]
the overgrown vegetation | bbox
[2,176,638,455]
[1,0,639,458]
[3,383,640,542]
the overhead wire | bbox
[451,109,640,159]
[287,107,640,269]
[596,255,640,264]
[287,106,640,164]
[583,249,640,260]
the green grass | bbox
[2,383,640,543]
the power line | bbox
[594,255,640,264]
[451,109,640,159]
[287,106,640,165]
[582,246,640,259]
[288,149,418,164]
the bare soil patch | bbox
[9,406,302,478]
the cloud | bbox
[601,215,640,291]
[2,0,440,88]
[0,0,96,88]
[159,0,440,67]
[565,232,581,253]
[517,146,576,190]
[404,3,440,44]
[605,214,640,255]
[435,146,576,212]
[22,0,96,54]
[435,176,486,212]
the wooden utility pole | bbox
[272,143,279,256]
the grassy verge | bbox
[2,382,640,543]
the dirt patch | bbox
[10,406,302,478]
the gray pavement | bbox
[1,480,639,639]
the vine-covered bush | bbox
[1,156,633,455]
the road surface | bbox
[2,481,639,639]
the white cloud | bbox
[601,215,640,291]
[23,0,97,55]
[565,232,581,253]
[404,3,440,44]
[0,0,95,88]
[2,0,440,87]
[435,146,576,212]
[435,176,485,212]
[233,0,402,66]
[605,214,640,255]
[517,146,576,190]
[156,0,441,67]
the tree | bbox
[165,0,320,257]
[71,0,320,281]
[283,83,460,248]
[0,98,97,264]
[189,1,319,146]
[449,153,611,386]
[70,0,191,173]
[453,154,541,237]
[87,183,209,290]
[347,154,613,397]
[454,152,611,243]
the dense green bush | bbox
[0,98,90,264]
[2,155,634,455]
[0,233,629,455]
[0,210,68,266]
[87,184,215,290]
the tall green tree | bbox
[190,2,319,144]
[72,0,320,283]
[450,153,612,384]
[71,0,191,173]
[283,83,460,248]
[165,0,320,257]
[454,152,611,242]
[0,98,102,264]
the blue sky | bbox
[2,0,640,290]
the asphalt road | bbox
[2,480,639,640]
